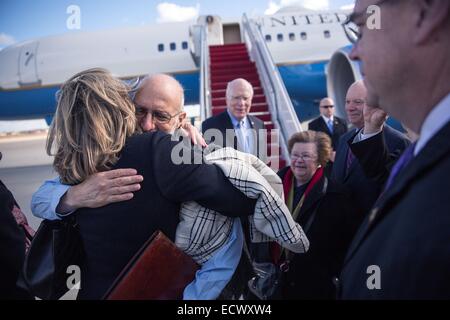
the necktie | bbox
[346,148,355,174]
[236,121,248,153]
[383,142,416,192]
[327,119,334,133]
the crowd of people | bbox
[1,0,450,300]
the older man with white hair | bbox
[202,78,266,158]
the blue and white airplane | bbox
[0,6,353,124]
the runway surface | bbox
[0,134,56,230]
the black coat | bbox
[202,111,266,298]
[277,167,361,299]
[339,122,450,299]
[75,132,256,299]
[332,126,410,216]
[308,116,348,150]
[201,111,266,161]
[0,181,32,299]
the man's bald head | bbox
[345,80,367,128]
[134,74,186,133]
[319,97,335,118]
[137,74,184,111]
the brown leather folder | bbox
[104,230,199,300]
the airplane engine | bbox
[326,45,361,121]
[326,45,405,132]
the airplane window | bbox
[182,41,188,49]
[277,33,283,42]
[289,33,295,41]
[265,34,272,42]
[170,42,176,51]
[158,44,164,52]
[300,32,307,40]
[324,30,331,38]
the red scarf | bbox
[282,166,324,205]
[271,166,324,263]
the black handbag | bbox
[19,217,84,300]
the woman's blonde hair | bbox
[288,130,332,167]
[47,68,137,185]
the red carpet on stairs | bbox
[208,43,286,170]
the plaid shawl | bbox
[175,147,309,264]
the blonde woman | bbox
[46,68,256,299]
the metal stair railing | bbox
[241,13,302,165]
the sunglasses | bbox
[320,105,334,109]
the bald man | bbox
[331,80,409,216]
[32,73,205,219]
[308,97,347,150]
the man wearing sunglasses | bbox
[337,0,450,299]
[308,97,348,151]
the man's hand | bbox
[179,122,207,147]
[56,169,143,213]
[363,104,388,134]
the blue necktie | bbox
[236,121,248,153]
[383,142,416,192]
[327,119,334,133]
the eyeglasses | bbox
[342,0,393,44]
[291,153,317,162]
[135,105,182,123]
[345,99,365,105]
[320,105,334,109]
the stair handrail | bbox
[241,13,302,164]
[199,25,212,121]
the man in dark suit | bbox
[332,80,409,216]
[337,0,450,299]
[202,78,266,160]
[308,97,347,150]
[202,79,266,299]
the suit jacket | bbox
[339,121,450,299]
[277,167,361,299]
[202,111,266,298]
[0,181,32,299]
[331,125,410,216]
[201,111,266,161]
[75,132,256,299]
[308,116,348,150]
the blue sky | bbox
[0,0,354,49]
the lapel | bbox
[247,115,256,129]
[318,117,331,134]
[343,122,450,265]
[221,112,237,149]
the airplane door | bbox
[198,15,224,45]
[19,41,41,86]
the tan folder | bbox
[104,230,199,300]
